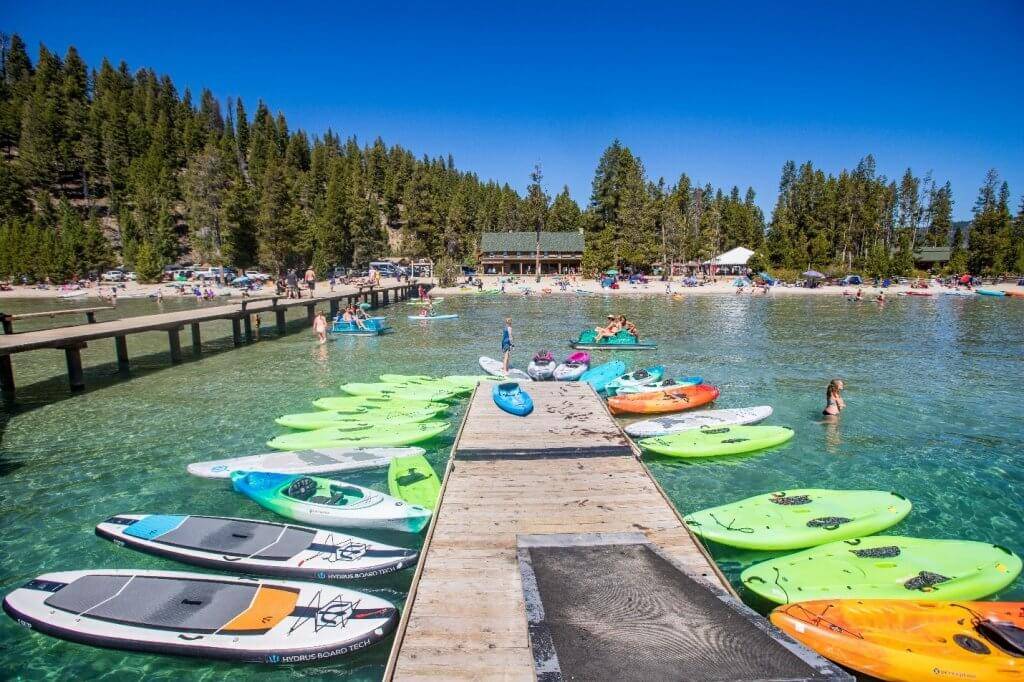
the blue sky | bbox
[4,1,1023,219]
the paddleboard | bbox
[976,289,1005,297]
[187,447,422,479]
[387,455,441,510]
[96,514,418,579]
[741,536,1022,604]
[478,356,532,381]
[625,406,773,437]
[771,598,1024,682]
[607,383,719,415]
[579,360,627,392]
[232,471,432,532]
[339,382,462,402]
[311,396,445,413]
[407,314,458,321]
[267,421,450,451]
[684,489,911,550]
[275,407,443,430]
[639,424,793,457]
[2,569,397,663]
[406,298,444,305]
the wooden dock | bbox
[0,284,414,396]
[385,382,734,680]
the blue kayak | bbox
[976,289,1005,297]
[492,382,533,416]
[580,360,627,393]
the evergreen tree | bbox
[547,185,582,231]
[924,181,954,246]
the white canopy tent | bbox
[701,246,755,275]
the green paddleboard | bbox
[380,374,434,384]
[268,421,451,451]
[311,396,446,414]
[741,535,1022,604]
[439,375,500,390]
[639,425,794,458]
[684,489,912,550]
[340,382,463,402]
[387,454,442,510]
[276,407,444,431]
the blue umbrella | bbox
[803,270,825,279]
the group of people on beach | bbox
[594,314,640,341]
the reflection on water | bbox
[0,292,1022,679]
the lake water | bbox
[1,292,1022,680]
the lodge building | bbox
[478,231,584,275]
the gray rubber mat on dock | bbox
[517,533,852,682]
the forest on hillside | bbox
[1,33,1022,283]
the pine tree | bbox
[256,157,295,272]
[547,186,581,231]
[222,181,258,268]
[924,181,953,246]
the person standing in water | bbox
[313,310,328,344]
[501,317,513,372]
[823,379,845,416]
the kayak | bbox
[439,374,500,390]
[607,383,719,415]
[187,446,423,479]
[571,329,657,351]
[339,382,463,402]
[741,536,1022,604]
[311,396,446,413]
[625,406,773,437]
[493,382,533,416]
[275,407,443,430]
[771,599,1024,682]
[232,471,432,532]
[2,569,397,663]
[407,298,444,305]
[614,376,703,395]
[942,289,976,296]
[527,352,557,381]
[479,356,533,381]
[604,365,665,395]
[902,291,933,297]
[552,352,590,381]
[579,360,627,393]
[683,489,911,550]
[638,424,793,458]
[387,454,441,510]
[267,421,450,451]
[96,514,419,579]
[1006,290,1024,298]
[407,314,459,321]
[380,374,434,384]
[976,289,1005,297]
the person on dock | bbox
[286,269,299,299]
[313,310,328,344]
[501,317,514,372]
[823,379,845,416]
[304,266,317,298]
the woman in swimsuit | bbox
[823,379,845,416]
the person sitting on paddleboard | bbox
[502,318,513,372]
[823,379,845,416]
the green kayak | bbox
[684,489,912,551]
[439,375,500,390]
[380,374,434,384]
[741,535,1022,604]
[639,425,794,458]
[276,407,444,431]
[268,420,451,451]
[387,454,442,510]
[340,382,463,402]
[311,396,446,414]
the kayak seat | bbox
[285,477,317,501]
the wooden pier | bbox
[0,284,414,396]
[385,382,736,680]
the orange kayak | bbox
[771,599,1024,682]
[607,383,719,415]
[1005,290,1024,298]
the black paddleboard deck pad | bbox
[517,532,853,681]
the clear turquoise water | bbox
[1,292,1022,680]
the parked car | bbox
[244,270,271,281]
[838,275,863,286]
[102,270,125,282]
[194,267,236,281]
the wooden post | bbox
[231,318,242,346]
[86,311,97,324]
[168,327,182,364]
[372,290,380,308]
[383,289,390,305]
[191,323,201,354]
[64,343,86,391]
[0,355,14,395]
[306,304,316,325]
[115,335,129,372]
[243,315,253,342]
[275,310,286,335]
[1,314,12,335]
[329,299,339,317]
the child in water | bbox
[313,310,327,344]
[501,318,513,372]
[823,379,845,416]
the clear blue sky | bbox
[4,0,1023,219]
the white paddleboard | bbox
[479,356,532,381]
[625,406,773,438]
[2,569,396,663]
[187,446,423,479]
[96,514,418,580]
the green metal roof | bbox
[480,231,584,254]
[890,246,952,262]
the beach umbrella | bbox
[605,269,619,275]
[803,270,825,279]
[759,271,775,284]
